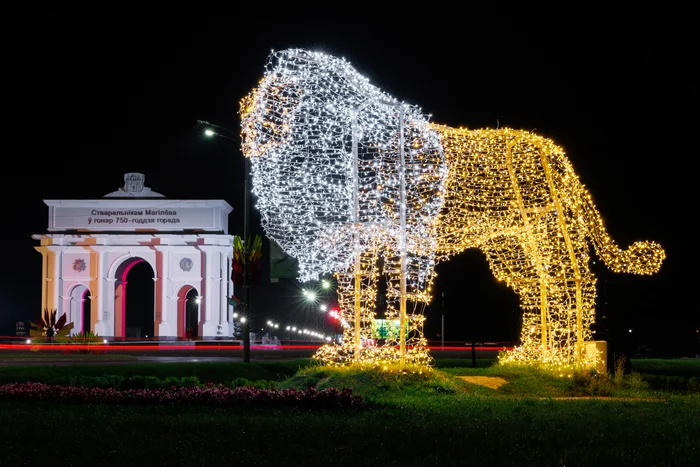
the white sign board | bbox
[45,200,232,233]
[51,207,214,230]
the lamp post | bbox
[198,120,252,363]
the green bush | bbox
[251,379,276,389]
[622,371,649,391]
[232,377,251,388]
[642,374,665,390]
[65,331,105,355]
[122,375,162,390]
[666,376,688,391]
[570,370,614,396]
[164,376,200,388]
[642,374,692,392]
[230,378,275,389]
[688,377,700,393]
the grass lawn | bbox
[0,359,310,385]
[1,357,699,466]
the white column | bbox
[92,247,111,337]
[65,294,76,331]
[227,252,235,337]
[153,246,175,338]
[160,248,170,324]
[198,246,220,338]
[104,277,116,335]
[217,249,226,337]
[35,247,49,312]
[46,246,65,315]
[78,297,86,335]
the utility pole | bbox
[241,156,250,363]
[197,120,252,363]
[242,155,251,363]
[441,291,445,349]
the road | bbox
[0,343,502,365]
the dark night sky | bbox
[2,8,694,354]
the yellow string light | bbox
[431,125,665,368]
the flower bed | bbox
[0,382,363,409]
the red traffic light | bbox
[329,309,340,320]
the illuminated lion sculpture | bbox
[240,48,665,369]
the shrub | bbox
[642,374,666,390]
[64,331,105,355]
[230,378,275,389]
[121,375,162,390]
[641,374,692,392]
[0,382,363,409]
[665,376,688,392]
[232,377,251,388]
[164,376,200,388]
[622,372,649,391]
[251,380,276,390]
[570,370,614,396]
[688,377,700,393]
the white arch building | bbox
[32,173,236,340]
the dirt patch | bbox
[545,396,665,402]
[455,376,664,402]
[457,375,508,390]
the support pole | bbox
[351,109,362,360]
[398,104,407,368]
[441,291,445,349]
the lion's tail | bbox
[577,179,665,275]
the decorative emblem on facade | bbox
[72,258,87,273]
[179,257,193,272]
[124,172,145,194]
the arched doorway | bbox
[68,284,91,335]
[177,285,200,340]
[113,257,155,340]
[83,290,91,334]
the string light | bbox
[240,49,666,371]
[240,49,447,368]
[432,125,665,368]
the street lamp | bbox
[198,119,252,363]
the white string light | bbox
[240,49,448,367]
